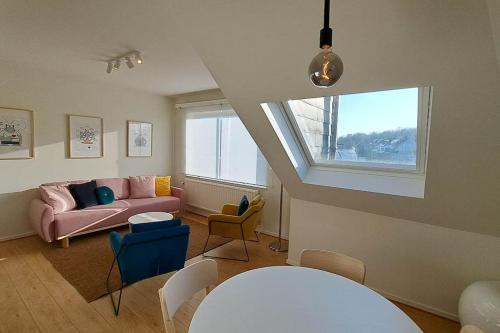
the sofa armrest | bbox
[171,186,185,212]
[29,198,55,242]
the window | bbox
[184,102,267,186]
[284,87,430,172]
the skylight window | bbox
[284,87,431,172]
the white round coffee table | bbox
[128,212,174,231]
[189,266,422,333]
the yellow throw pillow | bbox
[155,176,171,196]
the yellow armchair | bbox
[203,195,265,261]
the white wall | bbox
[0,62,173,240]
[170,89,290,237]
[288,198,500,319]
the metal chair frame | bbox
[202,211,260,262]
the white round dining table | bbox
[188,266,422,333]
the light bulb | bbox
[135,53,143,64]
[113,59,121,70]
[308,47,343,88]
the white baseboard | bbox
[259,229,289,240]
[285,258,458,322]
[186,205,216,217]
[0,231,36,242]
[372,288,458,321]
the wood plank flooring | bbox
[0,213,460,333]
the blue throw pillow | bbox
[95,186,115,205]
[69,181,98,209]
[237,195,249,216]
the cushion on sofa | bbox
[155,176,171,196]
[95,186,115,205]
[95,178,130,200]
[129,176,156,199]
[39,185,77,214]
[69,181,99,209]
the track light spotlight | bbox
[106,61,113,74]
[105,50,142,74]
[125,57,134,69]
[135,53,143,64]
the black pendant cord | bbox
[319,0,333,48]
[323,0,330,28]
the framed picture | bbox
[127,120,152,157]
[68,115,103,158]
[0,107,34,160]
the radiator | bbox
[184,178,259,214]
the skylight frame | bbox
[281,87,432,175]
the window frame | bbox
[181,101,268,187]
[281,87,432,175]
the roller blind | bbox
[180,102,267,186]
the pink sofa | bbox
[29,178,185,247]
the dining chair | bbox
[461,325,485,333]
[158,259,219,333]
[299,249,366,284]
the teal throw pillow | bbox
[237,195,249,216]
[95,186,115,205]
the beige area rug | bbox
[41,216,231,302]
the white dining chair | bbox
[158,259,219,333]
[461,325,485,333]
[299,249,366,284]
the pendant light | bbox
[308,0,343,88]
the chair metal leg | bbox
[106,256,124,316]
[202,230,250,262]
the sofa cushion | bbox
[129,176,156,199]
[54,196,181,239]
[69,181,99,209]
[95,178,130,200]
[95,186,115,205]
[155,176,171,196]
[39,185,77,214]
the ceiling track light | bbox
[105,50,143,74]
[135,52,143,64]
[125,57,134,69]
[106,61,113,74]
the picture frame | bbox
[68,114,103,159]
[0,107,34,160]
[127,120,153,157]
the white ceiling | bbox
[0,0,218,95]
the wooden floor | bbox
[0,213,460,333]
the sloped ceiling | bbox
[173,0,500,236]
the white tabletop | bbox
[189,266,422,333]
[128,212,173,225]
